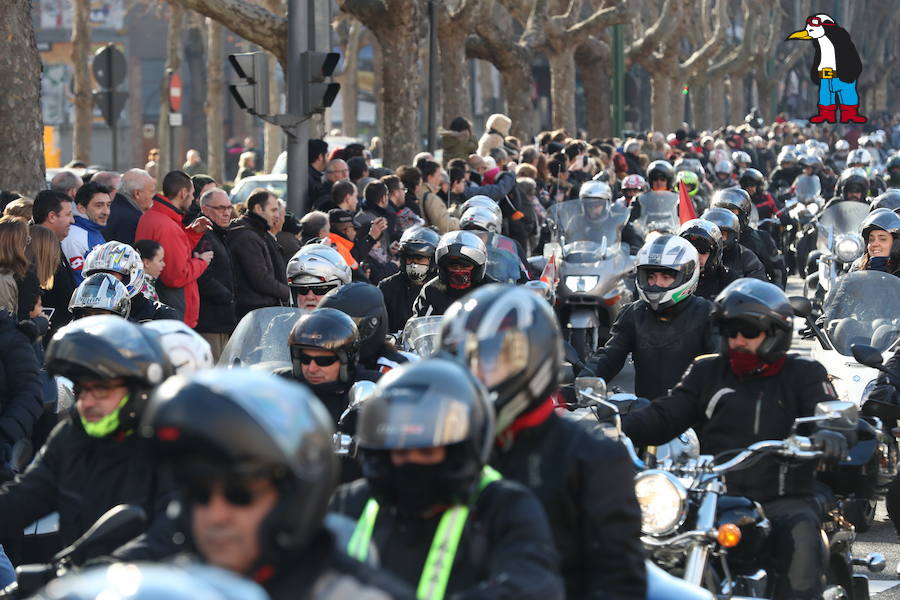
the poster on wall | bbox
[40,0,125,30]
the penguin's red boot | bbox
[809,104,837,124]
[839,104,867,123]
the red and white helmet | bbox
[622,174,647,191]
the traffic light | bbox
[228,52,270,116]
[300,51,341,116]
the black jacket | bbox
[378,271,431,333]
[740,227,786,289]
[584,296,718,400]
[195,224,237,334]
[491,411,645,600]
[228,213,290,316]
[128,292,179,323]
[332,478,564,600]
[768,166,802,194]
[0,312,43,451]
[722,243,767,281]
[43,244,77,336]
[412,276,496,318]
[869,349,900,405]
[0,415,177,558]
[695,264,740,300]
[624,353,837,502]
[101,193,142,246]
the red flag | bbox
[540,252,558,288]
[678,180,697,223]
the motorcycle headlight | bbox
[834,233,864,263]
[634,470,688,536]
[565,275,599,293]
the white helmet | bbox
[286,244,352,289]
[731,151,751,165]
[579,180,612,202]
[848,148,871,166]
[143,319,214,375]
[459,195,502,221]
[82,241,145,298]
[460,205,501,234]
[69,273,131,319]
[714,160,733,175]
[777,149,798,165]
[835,139,850,152]
[634,235,700,312]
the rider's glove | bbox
[811,430,848,463]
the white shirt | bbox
[817,37,837,71]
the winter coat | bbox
[378,271,431,333]
[439,129,478,165]
[228,212,290,317]
[195,224,237,334]
[101,193,143,246]
[412,275,497,318]
[722,243,768,281]
[42,244,77,335]
[477,113,512,157]
[419,183,459,234]
[0,273,16,316]
[61,216,106,284]
[0,311,43,453]
[134,196,207,327]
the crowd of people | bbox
[0,110,897,599]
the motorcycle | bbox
[218,307,303,371]
[467,230,530,284]
[803,202,870,312]
[632,191,681,240]
[544,199,634,360]
[786,176,825,274]
[399,316,443,358]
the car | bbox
[229,174,287,205]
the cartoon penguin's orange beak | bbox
[786,29,812,40]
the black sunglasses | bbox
[292,284,337,296]
[722,321,764,339]
[186,479,258,507]
[295,353,340,367]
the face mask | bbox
[447,267,473,289]
[80,395,129,438]
[390,463,457,516]
[405,263,430,283]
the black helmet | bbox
[142,368,337,561]
[356,359,494,515]
[318,283,388,364]
[398,225,440,282]
[647,160,675,189]
[886,154,900,175]
[738,168,765,191]
[701,207,741,249]
[46,315,173,433]
[871,190,900,214]
[288,307,359,382]
[860,209,900,261]
[714,278,793,363]
[711,187,753,229]
[435,230,487,290]
[679,219,724,273]
[837,168,869,200]
[439,284,563,434]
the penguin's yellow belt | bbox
[819,68,835,79]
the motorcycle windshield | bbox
[821,271,900,356]
[469,231,524,283]
[817,202,870,251]
[218,307,304,370]
[795,175,821,202]
[401,316,444,357]
[547,199,626,255]
[633,191,680,237]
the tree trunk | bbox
[205,18,224,183]
[477,60,494,116]
[649,71,672,133]
[723,75,735,127]
[71,0,92,164]
[709,77,725,129]
[128,55,144,170]
[263,52,281,171]
[689,76,709,131]
[0,0,45,196]
[185,26,207,161]
[157,4,184,184]
[547,47,577,135]
[372,36,383,140]
[340,19,362,138]
[438,28,472,125]
[576,38,611,139]
[375,32,420,169]
[755,68,772,124]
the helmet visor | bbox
[447,330,529,390]
[357,387,473,450]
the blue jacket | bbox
[102,193,143,246]
[61,215,106,284]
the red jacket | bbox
[135,196,206,327]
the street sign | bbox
[169,72,183,113]
[93,90,129,128]
[170,113,183,127]
[92,45,127,90]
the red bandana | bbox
[728,349,786,378]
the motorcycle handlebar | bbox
[710,436,821,474]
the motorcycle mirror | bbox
[814,400,859,433]
[348,380,377,409]
[575,377,607,403]
[789,295,813,318]
[53,504,147,563]
[558,363,575,387]
[851,343,884,368]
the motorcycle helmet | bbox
[871,190,900,214]
[777,149,798,166]
[355,359,494,515]
[143,368,338,562]
[679,219,724,273]
[398,225,440,284]
[701,208,741,249]
[142,320,214,376]
[837,168,870,201]
[46,315,172,436]
[799,154,822,172]
[647,160,675,189]
[714,160,733,178]
[847,148,871,168]
[732,151,751,167]
[834,140,850,152]
[285,244,352,306]
[738,168,765,192]
[713,278,793,363]
[460,205,501,234]
[579,180,612,220]
[82,241,145,298]
[621,174,647,192]
[318,283,388,365]
[459,195,502,222]
[69,273,131,319]
[711,187,753,229]
[860,209,900,261]
[675,170,700,197]
[435,230,487,290]
[634,235,700,312]
[440,284,563,434]
[287,307,359,382]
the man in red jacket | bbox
[135,170,212,327]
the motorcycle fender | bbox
[569,309,600,329]
[645,561,715,600]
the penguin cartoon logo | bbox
[786,13,866,125]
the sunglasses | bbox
[722,321,765,339]
[291,284,336,296]
[186,479,260,507]
[806,16,831,26]
[295,352,340,367]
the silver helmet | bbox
[286,244,352,288]
[69,273,131,319]
[578,180,612,202]
[459,195,502,221]
[460,205,501,234]
[82,241,145,299]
